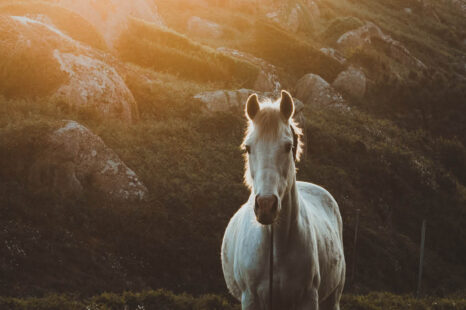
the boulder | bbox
[217,47,281,92]
[53,0,164,47]
[294,74,346,107]
[320,47,346,65]
[292,98,305,128]
[332,66,367,99]
[28,121,148,202]
[336,21,427,70]
[193,89,257,113]
[266,1,320,33]
[187,16,223,39]
[450,0,466,17]
[286,6,300,33]
[0,15,137,122]
[52,50,135,122]
[404,7,413,14]
[336,21,384,52]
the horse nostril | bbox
[256,195,278,212]
[254,196,259,211]
[271,196,278,212]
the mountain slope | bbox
[0,0,465,299]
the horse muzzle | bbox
[254,194,278,225]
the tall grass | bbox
[0,291,464,310]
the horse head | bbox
[243,90,302,225]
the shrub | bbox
[0,295,84,310]
[1,291,465,310]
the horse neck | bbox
[273,172,299,250]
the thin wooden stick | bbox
[417,219,426,298]
[269,225,274,310]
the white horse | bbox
[221,91,345,310]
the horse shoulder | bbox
[222,198,261,300]
[222,203,248,300]
[296,181,343,233]
[222,198,254,257]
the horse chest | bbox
[276,246,315,287]
[261,254,313,308]
[237,238,314,299]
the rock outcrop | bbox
[449,0,466,17]
[320,47,347,65]
[28,121,148,202]
[0,15,137,122]
[53,0,164,47]
[403,7,413,14]
[187,16,223,39]
[52,50,135,122]
[332,66,367,99]
[336,21,426,70]
[194,89,254,113]
[217,47,281,92]
[266,0,320,33]
[294,74,346,107]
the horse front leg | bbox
[241,290,261,310]
[298,288,319,310]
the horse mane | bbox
[242,99,304,189]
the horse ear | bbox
[280,90,294,121]
[246,93,260,121]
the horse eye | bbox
[285,143,292,153]
[245,145,251,154]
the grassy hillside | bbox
[116,18,260,87]
[1,92,465,296]
[0,0,465,305]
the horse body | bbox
[222,182,344,310]
[221,91,345,310]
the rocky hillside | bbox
[0,0,465,300]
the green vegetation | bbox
[341,292,466,310]
[319,0,466,70]
[1,92,465,296]
[241,19,344,83]
[0,289,237,310]
[0,291,464,310]
[117,18,260,87]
